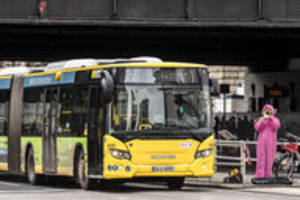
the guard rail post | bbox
[240,140,246,184]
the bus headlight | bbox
[110,149,131,160]
[195,149,212,159]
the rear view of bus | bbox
[102,63,214,190]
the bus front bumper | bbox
[103,158,214,179]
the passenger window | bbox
[22,88,44,136]
[58,87,73,136]
[72,87,89,136]
[0,90,10,136]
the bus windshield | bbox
[110,68,211,134]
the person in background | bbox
[214,115,220,139]
[242,116,249,140]
[221,116,228,130]
[255,104,280,178]
[237,117,243,140]
[248,118,255,140]
[227,116,237,137]
[237,116,248,140]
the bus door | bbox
[88,86,105,175]
[43,88,58,173]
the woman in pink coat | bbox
[255,104,281,178]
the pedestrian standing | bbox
[255,104,280,178]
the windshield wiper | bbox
[166,124,188,129]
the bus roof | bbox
[0,62,207,88]
[106,62,207,68]
[25,62,207,77]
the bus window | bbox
[111,87,138,132]
[58,87,73,135]
[0,90,9,136]
[72,87,89,136]
[22,88,44,136]
[36,91,44,136]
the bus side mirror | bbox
[100,70,114,103]
[209,78,220,96]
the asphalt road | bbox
[0,175,299,200]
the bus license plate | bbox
[152,166,174,172]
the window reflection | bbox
[0,90,9,136]
[111,85,210,133]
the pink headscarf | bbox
[262,104,274,116]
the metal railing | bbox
[215,139,300,184]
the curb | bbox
[185,179,300,197]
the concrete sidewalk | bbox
[187,172,300,185]
[243,186,300,197]
[186,172,257,187]
[186,173,300,196]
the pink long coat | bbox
[255,105,280,178]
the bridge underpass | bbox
[1,0,300,71]
[1,24,300,72]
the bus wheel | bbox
[167,178,184,190]
[26,148,40,185]
[77,151,95,190]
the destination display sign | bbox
[0,78,11,90]
[24,72,75,87]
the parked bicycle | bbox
[273,133,300,180]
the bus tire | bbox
[26,148,41,185]
[167,178,184,190]
[76,150,95,190]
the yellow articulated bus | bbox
[0,58,216,190]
